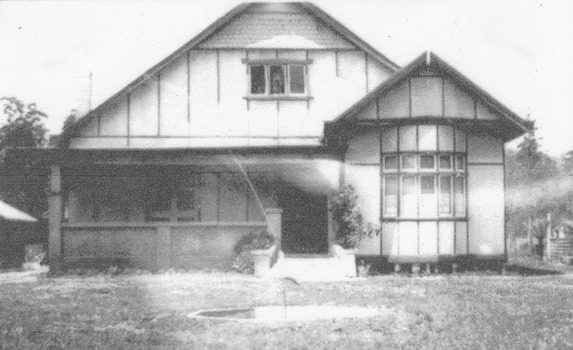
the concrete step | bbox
[269,253,356,281]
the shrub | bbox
[329,185,379,249]
[232,230,276,274]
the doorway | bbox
[279,186,329,254]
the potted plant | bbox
[330,185,379,277]
[233,230,276,277]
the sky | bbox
[0,0,572,156]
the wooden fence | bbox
[547,238,573,261]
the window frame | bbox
[381,152,466,220]
[147,173,202,223]
[245,59,311,99]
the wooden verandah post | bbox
[48,164,62,273]
[545,213,552,262]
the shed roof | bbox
[0,200,37,222]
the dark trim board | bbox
[467,162,504,166]
[503,146,507,257]
[380,218,468,222]
[69,135,321,139]
[5,145,338,167]
[240,58,314,65]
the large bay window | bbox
[382,125,467,220]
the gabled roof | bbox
[328,51,533,140]
[61,2,400,145]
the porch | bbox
[38,148,340,272]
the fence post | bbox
[527,217,533,253]
[545,213,552,262]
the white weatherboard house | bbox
[13,2,532,273]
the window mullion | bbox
[265,66,269,96]
[283,65,287,96]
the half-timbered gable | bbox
[64,2,397,150]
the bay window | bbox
[382,125,467,219]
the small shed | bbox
[0,200,37,222]
[0,200,38,268]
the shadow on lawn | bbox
[505,264,562,276]
[362,256,566,277]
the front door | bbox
[279,186,328,254]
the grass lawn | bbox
[1,270,573,349]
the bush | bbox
[232,230,276,274]
[330,185,379,249]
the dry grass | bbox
[1,270,573,349]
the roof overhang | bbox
[4,145,336,167]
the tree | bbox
[507,131,557,185]
[0,97,49,212]
[0,97,48,150]
[561,150,573,176]
[62,109,77,131]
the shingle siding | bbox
[198,12,356,50]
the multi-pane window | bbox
[382,153,466,218]
[148,174,202,222]
[250,64,306,96]
[381,124,467,219]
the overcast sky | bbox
[0,0,572,156]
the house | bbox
[9,2,532,273]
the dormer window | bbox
[245,59,311,100]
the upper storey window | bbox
[248,62,308,98]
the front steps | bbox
[269,252,356,281]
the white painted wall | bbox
[467,134,503,163]
[71,48,391,148]
[467,164,505,255]
[346,131,380,164]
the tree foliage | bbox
[506,131,558,186]
[0,97,48,150]
[0,97,49,216]
[329,185,379,249]
[505,130,573,249]
[62,110,76,132]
